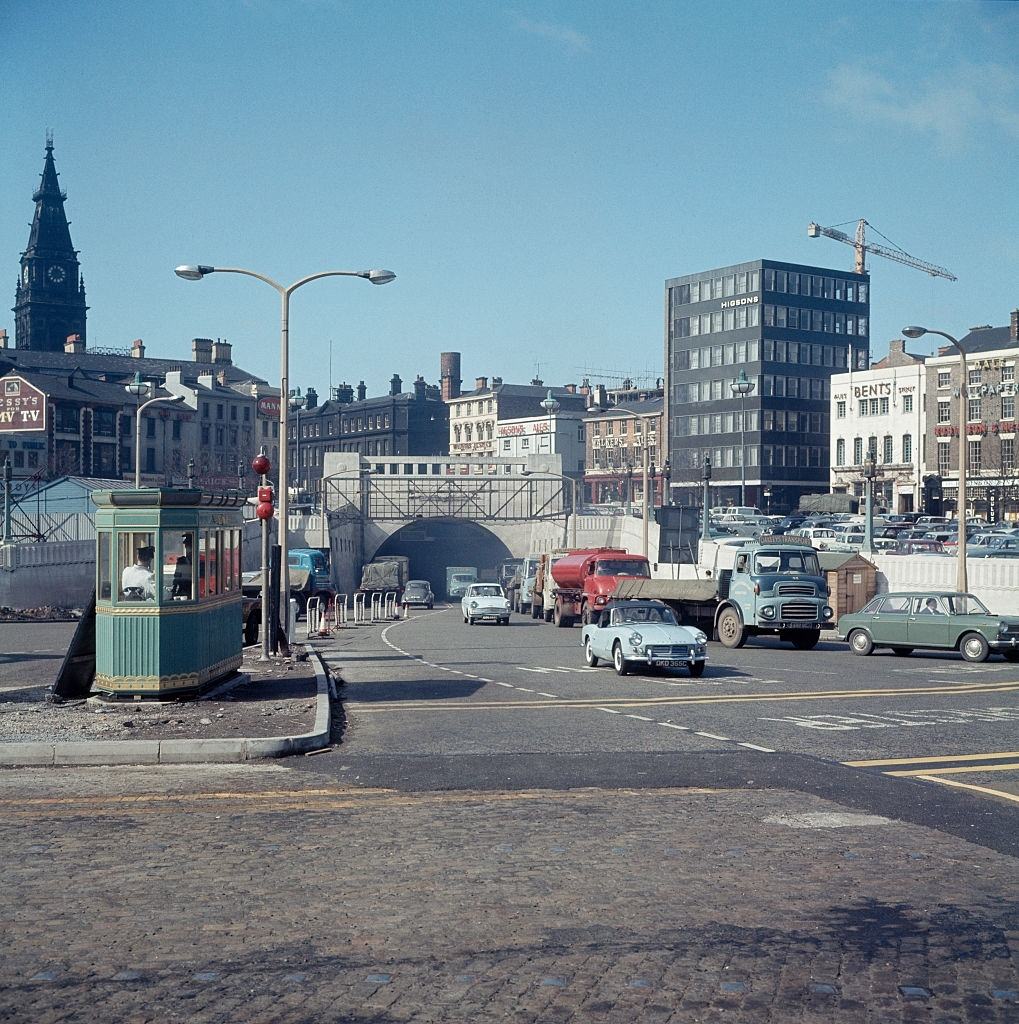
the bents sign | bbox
[0,377,46,432]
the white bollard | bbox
[353,592,366,624]
[384,592,397,618]
[333,594,349,627]
[306,596,321,638]
[370,592,382,622]
[288,598,299,644]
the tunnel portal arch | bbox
[371,518,514,598]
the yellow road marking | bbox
[886,762,1019,777]
[347,679,1019,713]
[911,774,1019,805]
[846,751,1019,768]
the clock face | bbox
[47,265,66,284]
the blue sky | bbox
[5,1,1017,396]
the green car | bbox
[837,591,1019,663]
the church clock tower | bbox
[13,135,88,352]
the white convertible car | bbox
[461,583,511,626]
[581,600,708,677]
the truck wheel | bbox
[612,642,629,676]
[688,660,705,678]
[531,602,540,619]
[243,616,259,646]
[554,604,566,627]
[584,638,599,667]
[544,608,553,623]
[581,605,592,626]
[717,608,746,649]
[790,631,820,650]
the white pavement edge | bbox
[0,654,332,767]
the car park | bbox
[837,591,1019,663]
[401,580,434,609]
[581,599,708,677]
[461,583,511,625]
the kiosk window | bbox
[202,530,219,596]
[118,531,156,602]
[98,532,112,601]
[164,530,196,601]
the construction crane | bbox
[807,219,957,280]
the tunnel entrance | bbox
[372,519,513,598]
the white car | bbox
[462,583,511,626]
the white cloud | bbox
[512,13,591,53]
[825,61,1019,151]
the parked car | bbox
[581,599,708,677]
[887,539,948,556]
[461,583,511,625]
[402,579,434,609]
[837,591,1019,662]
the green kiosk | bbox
[92,488,246,699]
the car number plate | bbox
[655,659,687,668]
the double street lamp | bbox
[175,264,395,630]
[730,369,755,506]
[902,325,969,592]
[125,372,184,488]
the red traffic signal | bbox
[257,485,273,504]
[255,501,275,521]
[251,454,271,475]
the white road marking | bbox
[516,687,535,692]
[626,714,653,722]
[494,682,514,688]
[477,678,493,683]
[598,707,622,714]
[536,692,558,698]
[658,722,689,730]
[739,742,775,752]
[694,731,730,741]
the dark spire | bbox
[26,135,74,255]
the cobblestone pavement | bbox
[2,774,1018,1023]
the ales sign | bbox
[0,377,46,432]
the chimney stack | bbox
[211,339,232,365]
[564,383,576,394]
[475,376,488,391]
[216,369,228,385]
[192,338,214,363]
[530,376,543,387]
[64,333,85,354]
[440,351,462,401]
[1011,309,1019,341]
[356,380,367,402]
[413,375,427,400]
[131,338,145,359]
[0,329,7,349]
[492,376,503,388]
[335,382,354,403]
[305,387,318,409]
[390,374,402,397]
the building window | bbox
[869,399,879,416]
[216,404,224,420]
[883,436,893,464]
[1002,364,1015,383]
[903,394,913,413]
[968,369,982,386]
[938,442,951,475]
[859,401,868,417]
[879,397,889,415]
[1003,438,1015,471]
[835,438,845,466]
[836,401,846,419]
[172,419,181,441]
[937,401,951,424]
[902,434,912,463]
[968,398,981,422]
[853,437,863,464]
[145,417,156,439]
[968,439,982,472]
[1003,396,1015,420]
[938,371,951,389]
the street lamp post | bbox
[730,368,755,507]
[903,325,969,592]
[700,456,712,545]
[125,373,184,488]
[175,263,395,635]
[540,389,559,455]
[861,452,880,555]
[522,466,578,548]
[289,389,305,495]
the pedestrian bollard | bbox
[333,594,349,628]
[370,592,382,622]
[385,592,398,618]
[306,596,321,638]
[288,598,299,644]
[353,592,366,624]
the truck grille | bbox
[776,583,814,596]
[647,644,690,659]
[780,602,817,621]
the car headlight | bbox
[469,601,477,609]
[760,606,775,619]
[998,621,1009,635]
[503,600,510,609]
[823,606,834,619]
[694,631,708,645]
[628,630,643,650]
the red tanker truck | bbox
[548,547,651,627]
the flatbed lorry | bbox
[610,534,834,649]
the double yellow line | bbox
[844,751,1019,805]
[349,678,1019,713]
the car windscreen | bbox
[944,594,991,615]
[754,550,820,575]
[471,586,502,597]
[594,559,650,576]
